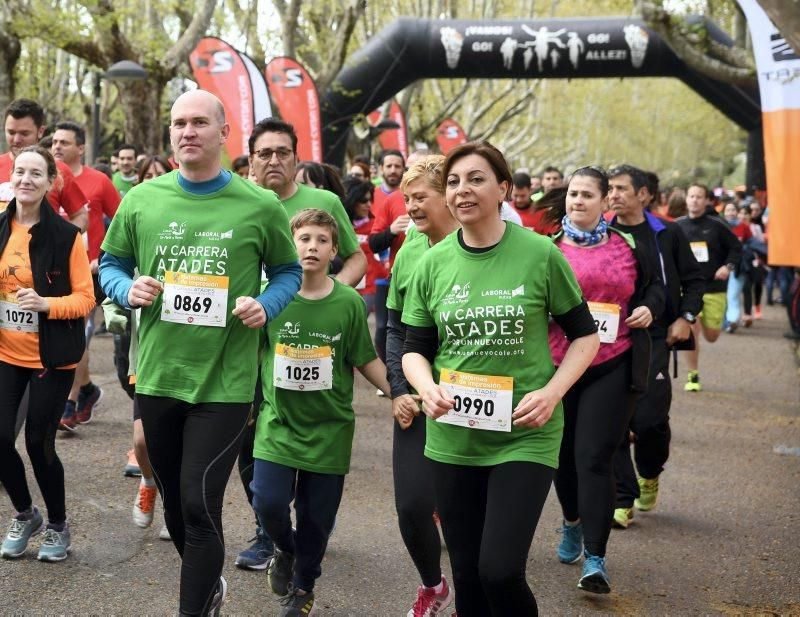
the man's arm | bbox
[336,250,367,287]
[69,207,88,233]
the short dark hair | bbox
[644,171,659,196]
[688,183,709,199]
[512,172,532,189]
[38,135,53,149]
[542,166,563,178]
[249,117,298,155]
[569,166,610,197]
[443,141,513,201]
[117,143,138,156]
[608,164,647,193]
[295,161,346,201]
[5,99,45,127]
[93,162,113,179]
[353,154,371,166]
[55,121,86,146]
[343,178,375,222]
[232,155,250,171]
[137,155,173,184]
[379,149,404,166]
[17,145,58,181]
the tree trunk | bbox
[756,0,800,56]
[0,26,21,151]
[117,79,167,154]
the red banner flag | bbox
[368,100,409,159]
[265,57,322,163]
[436,118,468,155]
[189,37,257,161]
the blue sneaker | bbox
[37,525,71,562]
[235,526,274,570]
[556,521,583,564]
[58,401,78,432]
[1,509,44,558]
[578,550,610,594]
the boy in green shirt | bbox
[251,209,390,616]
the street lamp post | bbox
[91,60,148,163]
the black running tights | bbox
[137,394,250,616]
[432,460,553,617]
[554,358,636,557]
[0,361,74,525]
[393,414,441,588]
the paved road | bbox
[1,305,798,615]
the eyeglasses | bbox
[254,147,293,161]
[575,165,608,177]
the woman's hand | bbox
[16,288,50,313]
[421,385,455,419]
[392,394,420,429]
[512,386,561,428]
[625,305,652,329]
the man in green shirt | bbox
[248,117,366,286]
[111,143,138,196]
[99,89,301,616]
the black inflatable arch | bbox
[321,17,763,186]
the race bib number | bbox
[437,369,513,432]
[161,271,229,327]
[587,301,620,344]
[0,295,38,333]
[690,241,709,263]
[273,343,333,391]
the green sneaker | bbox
[37,525,71,562]
[268,548,294,596]
[612,507,633,529]
[684,370,701,392]
[1,509,44,558]
[635,475,660,511]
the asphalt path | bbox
[1,304,798,615]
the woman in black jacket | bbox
[548,166,664,595]
[0,145,94,562]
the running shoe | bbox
[133,483,158,528]
[235,526,274,570]
[742,314,753,328]
[612,507,633,529]
[37,525,71,562]
[208,576,227,616]
[556,521,583,564]
[634,475,660,512]
[159,524,171,541]
[684,370,701,392]
[1,508,44,558]
[268,548,295,596]
[578,551,610,594]
[754,305,762,319]
[58,400,78,432]
[76,385,103,424]
[279,586,317,617]
[406,576,452,617]
[725,322,737,334]
[124,449,141,477]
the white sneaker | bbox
[132,483,157,528]
[159,524,171,541]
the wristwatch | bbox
[681,312,697,324]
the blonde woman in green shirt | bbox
[402,141,599,616]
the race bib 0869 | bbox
[161,271,229,327]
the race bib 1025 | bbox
[273,343,333,391]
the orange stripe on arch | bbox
[763,108,800,267]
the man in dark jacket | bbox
[608,165,705,527]
[676,184,741,392]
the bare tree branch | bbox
[162,0,217,73]
[464,80,516,136]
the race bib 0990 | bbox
[437,369,513,432]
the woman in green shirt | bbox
[401,141,599,616]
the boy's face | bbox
[293,224,338,273]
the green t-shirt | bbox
[112,172,136,197]
[403,224,422,245]
[402,223,584,468]
[254,280,377,475]
[101,171,298,404]
[281,183,360,259]
[387,232,429,312]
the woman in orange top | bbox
[0,145,94,562]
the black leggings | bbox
[137,394,250,616]
[432,460,553,617]
[237,374,263,525]
[374,282,389,362]
[393,414,441,588]
[554,356,636,557]
[0,361,74,525]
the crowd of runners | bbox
[0,90,798,616]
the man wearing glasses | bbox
[248,117,366,286]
